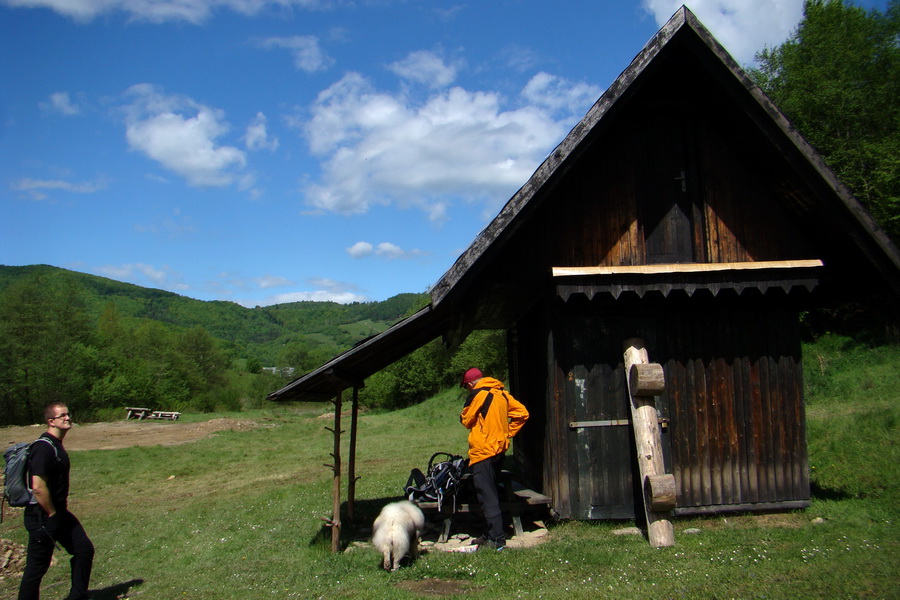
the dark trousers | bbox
[471,453,505,543]
[19,507,94,600]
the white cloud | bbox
[39,91,80,115]
[347,241,374,258]
[246,276,367,305]
[301,70,596,221]
[522,72,601,115]
[255,274,294,289]
[261,36,334,73]
[1,0,325,24]
[388,50,461,89]
[347,241,427,260]
[122,84,247,187]
[641,0,804,66]
[11,177,107,200]
[498,44,542,74]
[261,290,367,305]
[245,112,279,152]
[96,263,189,291]
[307,276,358,292]
[374,242,406,259]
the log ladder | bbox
[624,338,676,548]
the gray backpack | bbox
[2,438,57,521]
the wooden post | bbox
[330,389,342,553]
[646,474,677,512]
[347,386,360,523]
[623,338,675,548]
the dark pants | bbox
[471,453,505,543]
[19,507,94,600]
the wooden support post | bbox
[623,338,675,548]
[347,386,360,523]
[629,363,665,397]
[646,474,677,511]
[331,389,343,553]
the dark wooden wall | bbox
[659,295,809,511]
[528,109,816,271]
[510,292,809,520]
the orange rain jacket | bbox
[460,377,529,465]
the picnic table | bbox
[147,411,181,420]
[125,407,152,420]
[125,407,182,421]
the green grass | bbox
[2,336,898,599]
[340,319,389,338]
[803,334,900,504]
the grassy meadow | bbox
[1,333,897,599]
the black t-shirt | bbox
[27,433,69,512]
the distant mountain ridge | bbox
[0,264,427,362]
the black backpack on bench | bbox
[405,452,468,511]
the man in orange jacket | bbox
[460,368,529,550]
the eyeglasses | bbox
[50,413,72,420]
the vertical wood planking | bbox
[660,301,808,510]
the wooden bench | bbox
[147,411,181,421]
[415,472,552,542]
[125,407,152,420]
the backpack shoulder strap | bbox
[32,437,59,459]
[26,438,59,484]
[475,388,509,418]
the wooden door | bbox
[551,308,665,519]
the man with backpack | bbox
[459,368,529,551]
[18,403,94,600]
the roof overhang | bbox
[554,260,824,300]
[267,305,449,402]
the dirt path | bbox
[0,417,262,584]
[1,418,259,451]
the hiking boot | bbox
[473,537,505,551]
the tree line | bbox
[0,270,506,425]
[751,0,899,242]
[0,273,240,425]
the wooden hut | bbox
[269,6,900,539]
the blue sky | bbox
[0,0,888,307]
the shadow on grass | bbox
[309,496,407,551]
[308,496,433,571]
[310,492,546,553]
[89,578,144,600]
[810,482,855,501]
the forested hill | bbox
[0,264,494,424]
[0,264,427,360]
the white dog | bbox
[372,500,425,571]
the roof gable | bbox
[430,5,900,312]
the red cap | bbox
[461,368,483,387]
